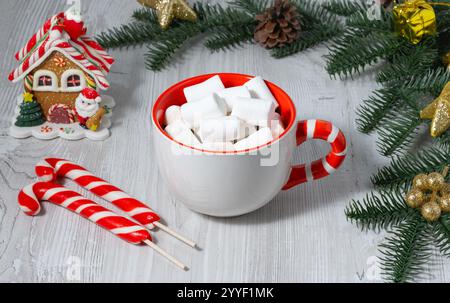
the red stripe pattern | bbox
[18,182,152,244]
[15,13,63,61]
[35,158,160,229]
[283,119,347,190]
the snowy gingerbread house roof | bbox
[8,6,114,90]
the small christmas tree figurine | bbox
[15,93,46,127]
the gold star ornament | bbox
[138,0,198,30]
[420,82,450,137]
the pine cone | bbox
[254,0,301,49]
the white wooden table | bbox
[0,0,448,283]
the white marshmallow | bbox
[196,142,235,152]
[164,105,182,125]
[197,116,247,143]
[234,127,274,151]
[165,119,189,138]
[244,76,278,109]
[231,97,276,128]
[270,113,285,139]
[180,93,227,129]
[217,86,252,112]
[183,75,225,102]
[173,128,201,146]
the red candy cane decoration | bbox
[18,181,187,270]
[35,158,196,248]
[283,120,347,190]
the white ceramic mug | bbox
[152,73,347,217]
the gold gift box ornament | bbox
[393,0,437,44]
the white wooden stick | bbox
[144,240,188,271]
[153,221,197,248]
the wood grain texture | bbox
[0,0,448,283]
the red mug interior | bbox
[152,73,297,153]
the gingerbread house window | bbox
[67,75,81,87]
[33,70,58,91]
[39,76,52,86]
[61,69,86,92]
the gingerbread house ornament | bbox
[8,6,115,141]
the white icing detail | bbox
[322,158,336,174]
[110,226,146,235]
[327,125,339,143]
[33,70,58,92]
[65,5,83,23]
[306,120,316,139]
[127,207,152,217]
[60,69,86,92]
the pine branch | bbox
[145,23,201,71]
[197,2,254,28]
[376,107,422,157]
[132,7,158,23]
[376,44,439,85]
[356,88,402,134]
[144,2,255,71]
[404,68,450,97]
[345,9,392,32]
[372,146,450,190]
[294,0,337,26]
[271,24,341,58]
[433,214,450,257]
[96,21,162,49]
[379,217,431,283]
[322,0,367,16]
[205,24,254,52]
[227,0,269,15]
[345,190,416,231]
[325,31,403,78]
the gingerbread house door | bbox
[48,104,76,124]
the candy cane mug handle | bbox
[282,120,347,190]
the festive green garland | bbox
[323,0,450,282]
[97,0,341,71]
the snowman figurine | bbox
[75,88,105,131]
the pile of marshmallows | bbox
[164,75,285,152]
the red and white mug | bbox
[152,73,347,217]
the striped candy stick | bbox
[15,12,64,61]
[283,120,347,190]
[18,181,187,270]
[35,158,196,248]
